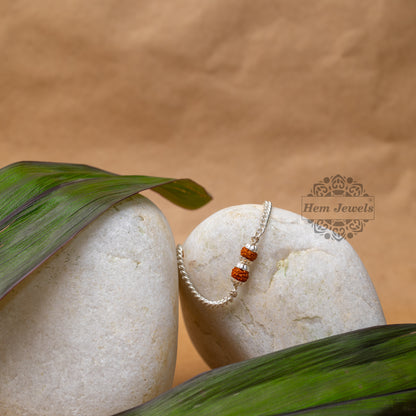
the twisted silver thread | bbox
[177,201,272,308]
[177,245,240,308]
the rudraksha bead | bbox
[231,266,249,282]
[241,246,257,261]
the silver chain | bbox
[252,200,272,243]
[177,245,240,308]
[177,201,272,309]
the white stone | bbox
[180,204,386,369]
[0,195,178,416]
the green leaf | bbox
[114,325,416,416]
[0,161,211,298]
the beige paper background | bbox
[0,0,415,387]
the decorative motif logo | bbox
[302,175,375,240]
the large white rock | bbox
[180,204,386,369]
[0,195,178,416]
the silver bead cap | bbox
[236,262,249,271]
[245,243,258,252]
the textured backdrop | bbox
[0,0,415,386]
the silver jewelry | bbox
[177,201,272,308]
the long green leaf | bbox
[115,325,416,416]
[0,161,211,298]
